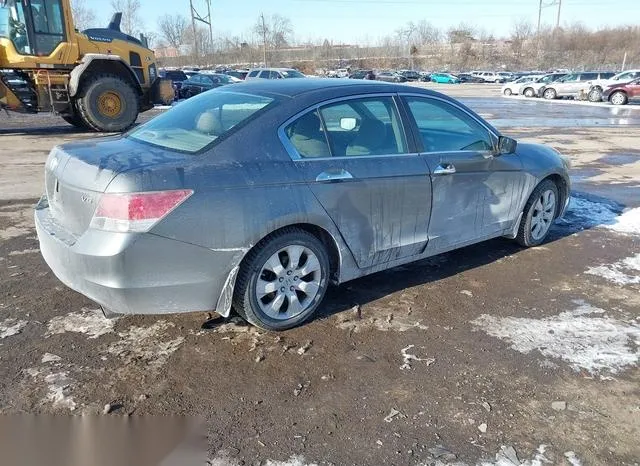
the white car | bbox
[518,73,568,98]
[502,75,542,96]
[475,71,506,83]
[584,69,640,102]
[246,68,306,80]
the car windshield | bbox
[281,70,305,78]
[128,91,275,153]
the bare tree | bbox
[158,14,189,48]
[253,14,293,49]
[71,0,96,31]
[110,0,142,37]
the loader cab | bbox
[0,0,67,56]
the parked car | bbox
[585,69,640,102]
[225,70,249,81]
[430,73,461,84]
[502,75,541,96]
[497,72,515,82]
[474,71,506,83]
[159,69,188,99]
[180,73,233,98]
[349,70,375,80]
[36,79,570,330]
[540,71,615,99]
[457,73,485,83]
[399,70,421,81]
[603,78,640,105]
[519,73,567,98]
[246,68,306,80]
[376,71,407,83]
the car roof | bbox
[216,78,445,99]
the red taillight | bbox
[90,190,193,233]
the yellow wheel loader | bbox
[0,0,173,131]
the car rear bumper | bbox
[35,198,239,316]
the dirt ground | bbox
[0,85,639,466]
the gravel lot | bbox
[1,83,639,465]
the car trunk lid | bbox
[45,137,187,237]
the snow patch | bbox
[0,318,27,339]
[41,353,62,363]
[264,457,318,466]
[106,321,184,369]
[471,301,640,374]
[336,313,429,333]
[8,248,40,256]
[44,371,76,411]
[400,344,435,370]
[209,453,316,466]
[586,253,640,286]
[47,309,115,339]
[561,196,640,235]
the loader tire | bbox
[76,74,139,132]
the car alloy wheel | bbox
[233,227,330,330]
[530,189,556,241]
[610,91,628,106]
[543,88,557,100]
[516,179,559,247]
[588,89,602,102]
[504,88,513,96]
[524,88,535,98]
[256,246,322,320]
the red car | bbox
[603,78,640,105]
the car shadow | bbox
[0,125,89,136]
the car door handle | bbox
[433,163,456,175]
[315,169,354,182]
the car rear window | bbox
[128,91,276,153]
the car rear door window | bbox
[404,97,493,153]
[285,110,332,158]
[247,70,259,78]
[318,97,408,157]
[580,73,598,81]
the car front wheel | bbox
[588,88,602,102]
[503,88,513,96]
[515,180,559,247]
[233,228,330,330]
[610,91,628,106]
[524,88,535,98]
[543,88,557,100]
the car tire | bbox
[233,228,330,331]
[609,91,628,106]
[515,179,559,247]
[588,88,602,102]
[523,88,535,98]
[543,88,557,100]
[503,88,513,96]
[76,74,139,132]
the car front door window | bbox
[404,97,493,153]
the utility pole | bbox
[190,0,214,61]
[260,13,268,67]
[537,0,543,34]
[190,0,199,60]
[556,0,562,28]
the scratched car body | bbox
[36,79,571,330]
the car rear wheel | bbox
[610,91,628,106]
[503,88,513,96]
[515,179,559,247]
[233,228,330,330]
[523,88,535,98]
[588,88,602,102]
[543,88,557,100]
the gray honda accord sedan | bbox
[36,79,571,330]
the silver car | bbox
[36,80,571,330]
[502,75,541,96]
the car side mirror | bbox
[497,136,517,155]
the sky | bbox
[84,0,639,44]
